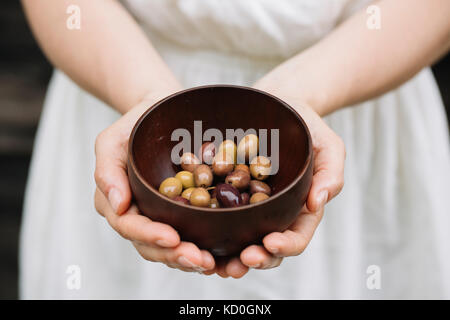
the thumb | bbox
[306,133,345,213]
[94,131,132,215]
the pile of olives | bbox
[158,134,273,208]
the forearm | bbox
[256,0,450,116]
[22,0,180,114]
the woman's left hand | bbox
[204,82,346,278]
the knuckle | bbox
[331,175,344,194]
[289,231,308,255]
[112,221,129,240]
[94,167,112,194]
[95,129,108,149]
[138,251,155,262]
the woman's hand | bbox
[206,82,346,278]
[94,90,216,273]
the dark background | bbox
[0,1,449,300]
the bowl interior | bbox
[131,86,310,206]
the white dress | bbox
[20,0,450,299]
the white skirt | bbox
[20,32,450,299]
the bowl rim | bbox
[128,84,313,213]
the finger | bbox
[94,129,132,215]
[225,257,249,278]
[96,188,180,247]
[200,250,216,271]
[134,241,205,271]
[263,206,324,257]
[240,245,282,269]
[214,258,230,278]
[307,128,345,212]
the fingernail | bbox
[316,190,328,209]
[194,267,206,272]
[156,239,173,248]
[108,188,122,214]
[249,263,261,268]
[177,256,199,268]
[268,247,279,254]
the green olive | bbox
[190,188,211,207]
[180,152,201,173]
[181,187,195,200]
[249,156,271,180]
[212,151,235,176]
[249,192,269,204]
[218,140,237,163]
[175,171,195,189]
[193,164,213,188]
[159,177,182,199]
[237,134,259,163]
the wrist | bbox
[253,66,333,117]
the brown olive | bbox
[209,198,220,209]
[193,164,213,188]
[249,180,271,196]
[174,196,189,205]
[212,151,235,177]
[225,170,250,191]
[175,171,195,189]
[240,192,250,205]
[180,152,201,173]
[249,156,271,180]
[190,188,211,207]
[215,183,242,208]
[198,142,216,165]
[234,164,250,175]
[159,177,182,199]
[181,187,195,200]
[237,134,259,163]
[218,140,237,163]
[249,192,269,204]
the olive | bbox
[225,170,250,191]
[249,192,269,204]
[174,196,189,205]
[218,140,237,163]
[193,164,213,187]
[180,152,201,173]
[190,188,211,207]
[198,142,216,165]
[175,171,195,189]
[249,156,271,180]
[212,151,235,176]
[209,198,220,209]
[249,180,271,196]
[237,134,259,163]
[234,164,250,175]
[240,192,250,205]
[159,177,182,199]
[215,183,242,208]
[181,187,195,200]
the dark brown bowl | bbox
[128,85,313,256]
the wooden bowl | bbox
[128,85,313,256]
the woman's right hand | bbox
[94,90,216,274]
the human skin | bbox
[23,0,450,278]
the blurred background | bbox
[0,1,449,300]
